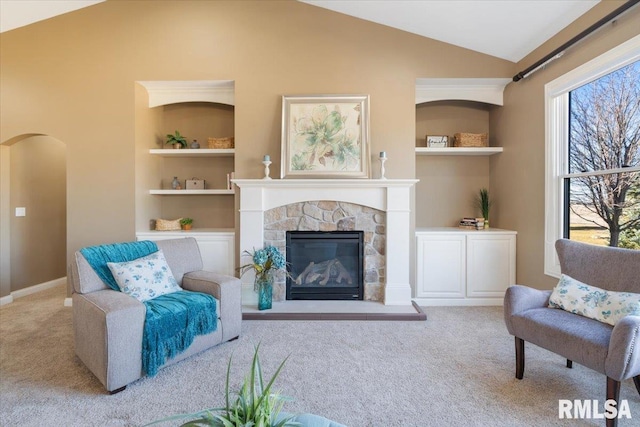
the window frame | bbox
[544,35,640,278]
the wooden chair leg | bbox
[606,377,620,427]
[634,375,640,396]
[566,359,572,369]
[515,337,525,380]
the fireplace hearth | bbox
[286,231,364,300]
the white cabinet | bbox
[416,233,466,298]
[466,233,516,298]
[136,230,235,276]
[415,228,516,305]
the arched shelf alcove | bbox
[415,78,511,106]
[415,78,510,156]
[137,80,235,108]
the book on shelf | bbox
[459,217,485,230]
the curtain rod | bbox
[513,0,640,82]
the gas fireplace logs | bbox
[294,259,354,286]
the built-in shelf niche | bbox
[135,80,236,232]
[414,78,510,228]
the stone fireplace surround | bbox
[265,201,384,302]
[233,179,418,306]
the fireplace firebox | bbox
[286,231,364,300]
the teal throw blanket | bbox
[80,240,159,291]
[80,241,218,377]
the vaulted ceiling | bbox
[1,0,601,63]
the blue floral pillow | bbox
[549,274,640,326]
[107,250,181,302]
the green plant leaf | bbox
[146,344,297,427]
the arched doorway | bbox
[0,134,67,304]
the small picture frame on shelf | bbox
[426,135,448,148]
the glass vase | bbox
[255,271,273,311]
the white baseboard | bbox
[412,297,504,306]
[64,297,72,307]
[0,277,67,306]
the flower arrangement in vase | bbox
[240,246,286,310]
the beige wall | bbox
[2,0,634,297]
[8,136,67,291]
[0,0,512,299]
[491,2,640,289]
[0,145,10,297]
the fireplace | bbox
[286,231,364,300]
[233,179,417,305]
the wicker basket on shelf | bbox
[155,218,182,231]
[453,133,488,147]
[208,137,235,149]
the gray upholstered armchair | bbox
[68,237,242,393]
[504,239,639,427]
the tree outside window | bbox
[566,61,640,248]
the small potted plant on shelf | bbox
[180,217,193,231]
[166,130,187,149]
[476,188,491,229]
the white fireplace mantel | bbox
[233,179,418,305]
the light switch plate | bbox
[15,207,26,217]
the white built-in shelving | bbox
[149,146,235,194]
[149,148,234,157]
[415,78,510,156]
[415,147,503,156]
[415,228,517,306]
[149,189,234,195]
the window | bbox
[545,35,640,277]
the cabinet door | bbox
[416,233,466,298]
[195,234,235,276]
[136,232,235,276]
[466,234,516,297]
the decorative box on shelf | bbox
[426,135,449,148]
[185,178,205,190]
[453,133,488,147]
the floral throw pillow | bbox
[107,250,181,302]
[549,274,640,326]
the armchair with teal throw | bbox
[504,239,640,427]
[68,237,242,393]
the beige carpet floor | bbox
[0,284,638,426]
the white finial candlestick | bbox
[379,151,387,180]
[262,160,272,180]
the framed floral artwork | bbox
[281,94,370,178]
